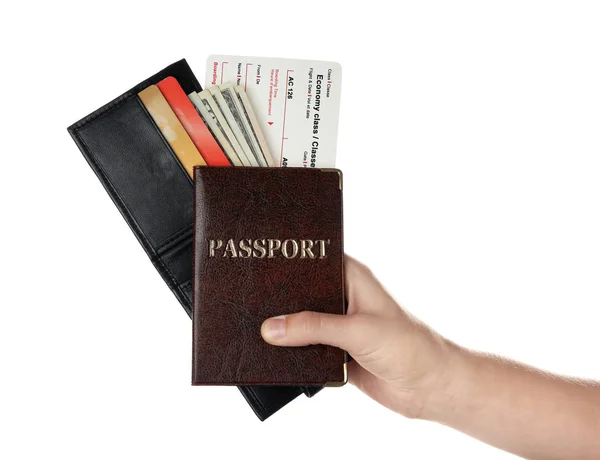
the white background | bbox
[1,1,599,459]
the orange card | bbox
[138,85,207,176]
[157,77,231,167]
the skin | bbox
[261,255,600,460]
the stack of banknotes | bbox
[189,84,275,167]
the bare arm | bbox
[261,255,600,459]
[427,348,600,460]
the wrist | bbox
[416,341,474,423]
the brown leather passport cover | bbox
[192,167,346,386]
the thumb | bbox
[261,311,369,354]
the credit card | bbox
[156,77,230,167]
[138,85,206,176]
[206,55,342,168]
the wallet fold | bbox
[67,59,321,420]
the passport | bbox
[192,167,347,386]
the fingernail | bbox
[262,315,287,341]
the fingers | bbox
[261,311,372,355]
[261,256,401,356]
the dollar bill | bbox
[196,90,253,166]
[233,85,276,167]
[216,83,267,167]
[188,92,243,166]
[208,86,260,167]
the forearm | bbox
[423,345,600,460]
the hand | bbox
[260,255,457,418]
[261,256,600,459]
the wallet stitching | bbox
[179,280,192,290]
[71,93,136,131]
[155,224,194,255]
[73,127,188,306]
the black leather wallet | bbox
[67,59,323,420]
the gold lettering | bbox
[300,239,315,259]
[223,239,238,258]
[239,239,252,258]
[252,239,267,258]
[268,239,282,258]
[316,239,329,258]
[208,238,330,259]
[282,239,299,259]
[209,239,223,257]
